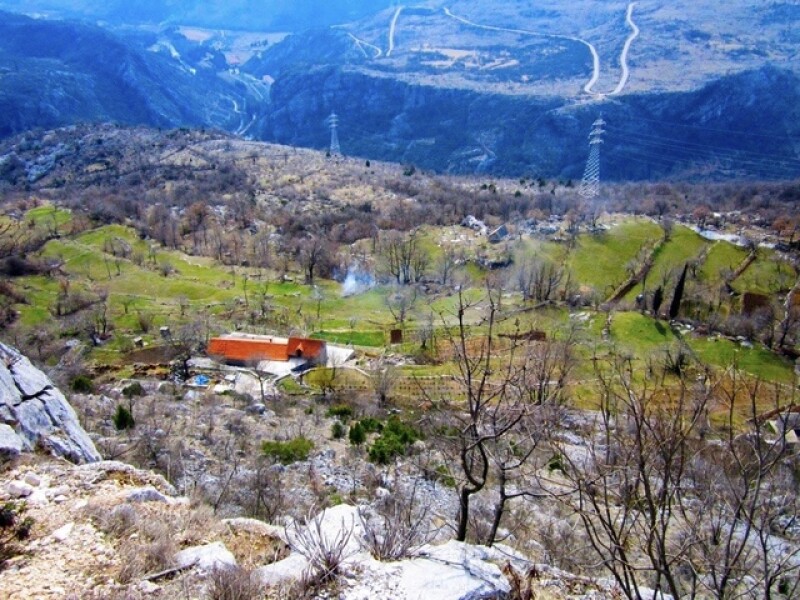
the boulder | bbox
[222,517,285,540]
[255,553,309,587]
[175,542,237,571]
[6,480,34,498]
[253,504,512,600]
[0,343,100,464]
[285,503,364,559]
[341,541,512,600]
[127,487,169,503]
[76,461,177,496]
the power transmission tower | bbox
[326,112,341,156]
[579,116,606,201]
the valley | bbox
[1,125,799,598]
[0,1,799,597]
[0,2,798,179]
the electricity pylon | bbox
[326,112,341,156]
[579,116,606,200]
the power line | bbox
[631,115,800,141]
[605,125,800,167]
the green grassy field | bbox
[732,249,797,295]
[567,219,662,295]
[608,311,795,383]
[626,226,710,301]
[3,213,795,389]
[699,242,748,285]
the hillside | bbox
[0,3,797,179]
[1,126,800,598]
[0,3,798,180]
[245,0,800,180]
[0,11,268,139]
[0,0,396,31]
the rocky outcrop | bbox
[0,342,100,464]
[256,504,514,600]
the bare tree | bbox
[436,246,460,285]
[296,234,334,286]
[369,358,399,406]
[546,354,800,600]
[515,258,564,302]
[385,286,418,328]
[425,284,565,544]
[380,231,430,285]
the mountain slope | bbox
[254,64,800,181]
[240,0,800,180]
[0,11,266,138]
[0,0,396,31]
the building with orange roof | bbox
[207,334,327,371]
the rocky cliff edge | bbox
[0,342,100,464]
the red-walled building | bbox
[207,334,327,368]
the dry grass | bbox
[85,501,219,583]
[219,527,289,570]
[208,566,264,600]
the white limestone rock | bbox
[0,424,23,460]
[23,472,42,487]
[254,504,512,600]
[340,540,512,600]
[175,542,237,571]
[255,553,310,587]
[126,487,168,503]
[51,522,74,543]
[7,480,34,498]
[0,343,100,464]
[222,517,285,540]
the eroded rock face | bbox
[0,342,100,464]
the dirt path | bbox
[387,6,404,57]
[346,31,383,58]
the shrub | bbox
[433,464,456,488]
[209,566,264,600]
[326,404,353,420]
[368,418,420,465]
[113,405,135,430]
[288,510,353,586]
[262,437,314,464]
[359,483,432,561]
[122,382,144,399]
[547,453,565,473]
[70,374,94,393]
[331,421,346,439]
[358,417,383,433]
[348,422,366,446]
[0,501,33,571]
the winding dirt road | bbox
[609,2,639,96]
[387,6,404,57]
[442,3,640,98]
[347,32,383,59]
